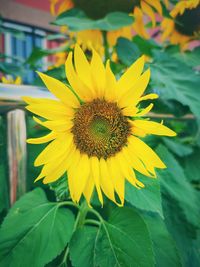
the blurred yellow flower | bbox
[23,45,176,206]
[1,76,22,85]
[49,0,167,51]
[161,0,200,50]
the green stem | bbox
[61,201,90,265]
[58,201,80,209]
[84,219,101,226]
[86,207,104,222]
[102,30,110,62]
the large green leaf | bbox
[70,207,155,267]
[143,214,182,267]
[162,194,200,267]
[156,145,200,227]
[125,175,163,217]
[69,226,99,267]
[53,8,133,31]
[163,137,193,157]
[151,51,200,118]
[0,188,75,267]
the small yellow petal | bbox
[91,48,106,97]
[34,133,73,166]
[139,93,158,101]
[65,52,93,101]
[27,131,57,144]
[36,71,79,107]
[141,2,156,27]
[74,44,93,89]
[118,69,150,108]
[129,136,166,170]
[132,120,177,136]
[104,60,117,102]
[134,103,154,117]
[117,55,145,98]
[99,158,116,203]
[91,157,103,205]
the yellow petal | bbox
[15,76,22,85]
[69,154,91,202]
[74,44,93,89]
[91,48,106,98]
[36,71,79,107]
[99,158,116,203]
[145,0,162,15]
[27,131,57,144]
[121,106,139,117]
[129,136,166,171]
[122,146,154,178]
[67,149,81,202]
[133,7,149,39]
[91,157,103,205]
[104,60,117,102]
[35,149,70,183]
[134,103,154,117]
[26,103,71,121]
[141,2,156,27]
[65,52,94,101]
[33,116,73,132]
[34,133,73,166]
[107,157,125,206]
[132,120,177,136]
[116,152,139,188]
[117,55,145,98]
[139,93,158,101]
[1,76,9,84]
[83,175,94,206]
[118,69,150,108]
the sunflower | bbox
[50,0,167,50]
[1,76,22,85]
[161,0,200,49]
[23,45,176,206]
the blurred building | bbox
[0,0,60,83]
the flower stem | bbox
[61,201,92,265]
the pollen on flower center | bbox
[174,6,200,36]
[72,0,139,19]
[71,99,131,159]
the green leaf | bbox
[156,145,200,227]
[162,194,200,266]
[183,147,200,183]
[125,175,163,217]
[69,226,99,267]
[132,36,160,57]
[116,37,141,66]
[70,207,154,267]
[0,188,75,267]
[26,44,70,66]
[151,51,200,118]
[168,46,200,68]
[163,137,193,157]
[53,8,133,31]
[50,175,69,201]
[143,214,182,267]
[96,208,155,267]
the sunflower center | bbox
[72,0,139,19]
[174,6,200,36]
[72,99,131,159]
